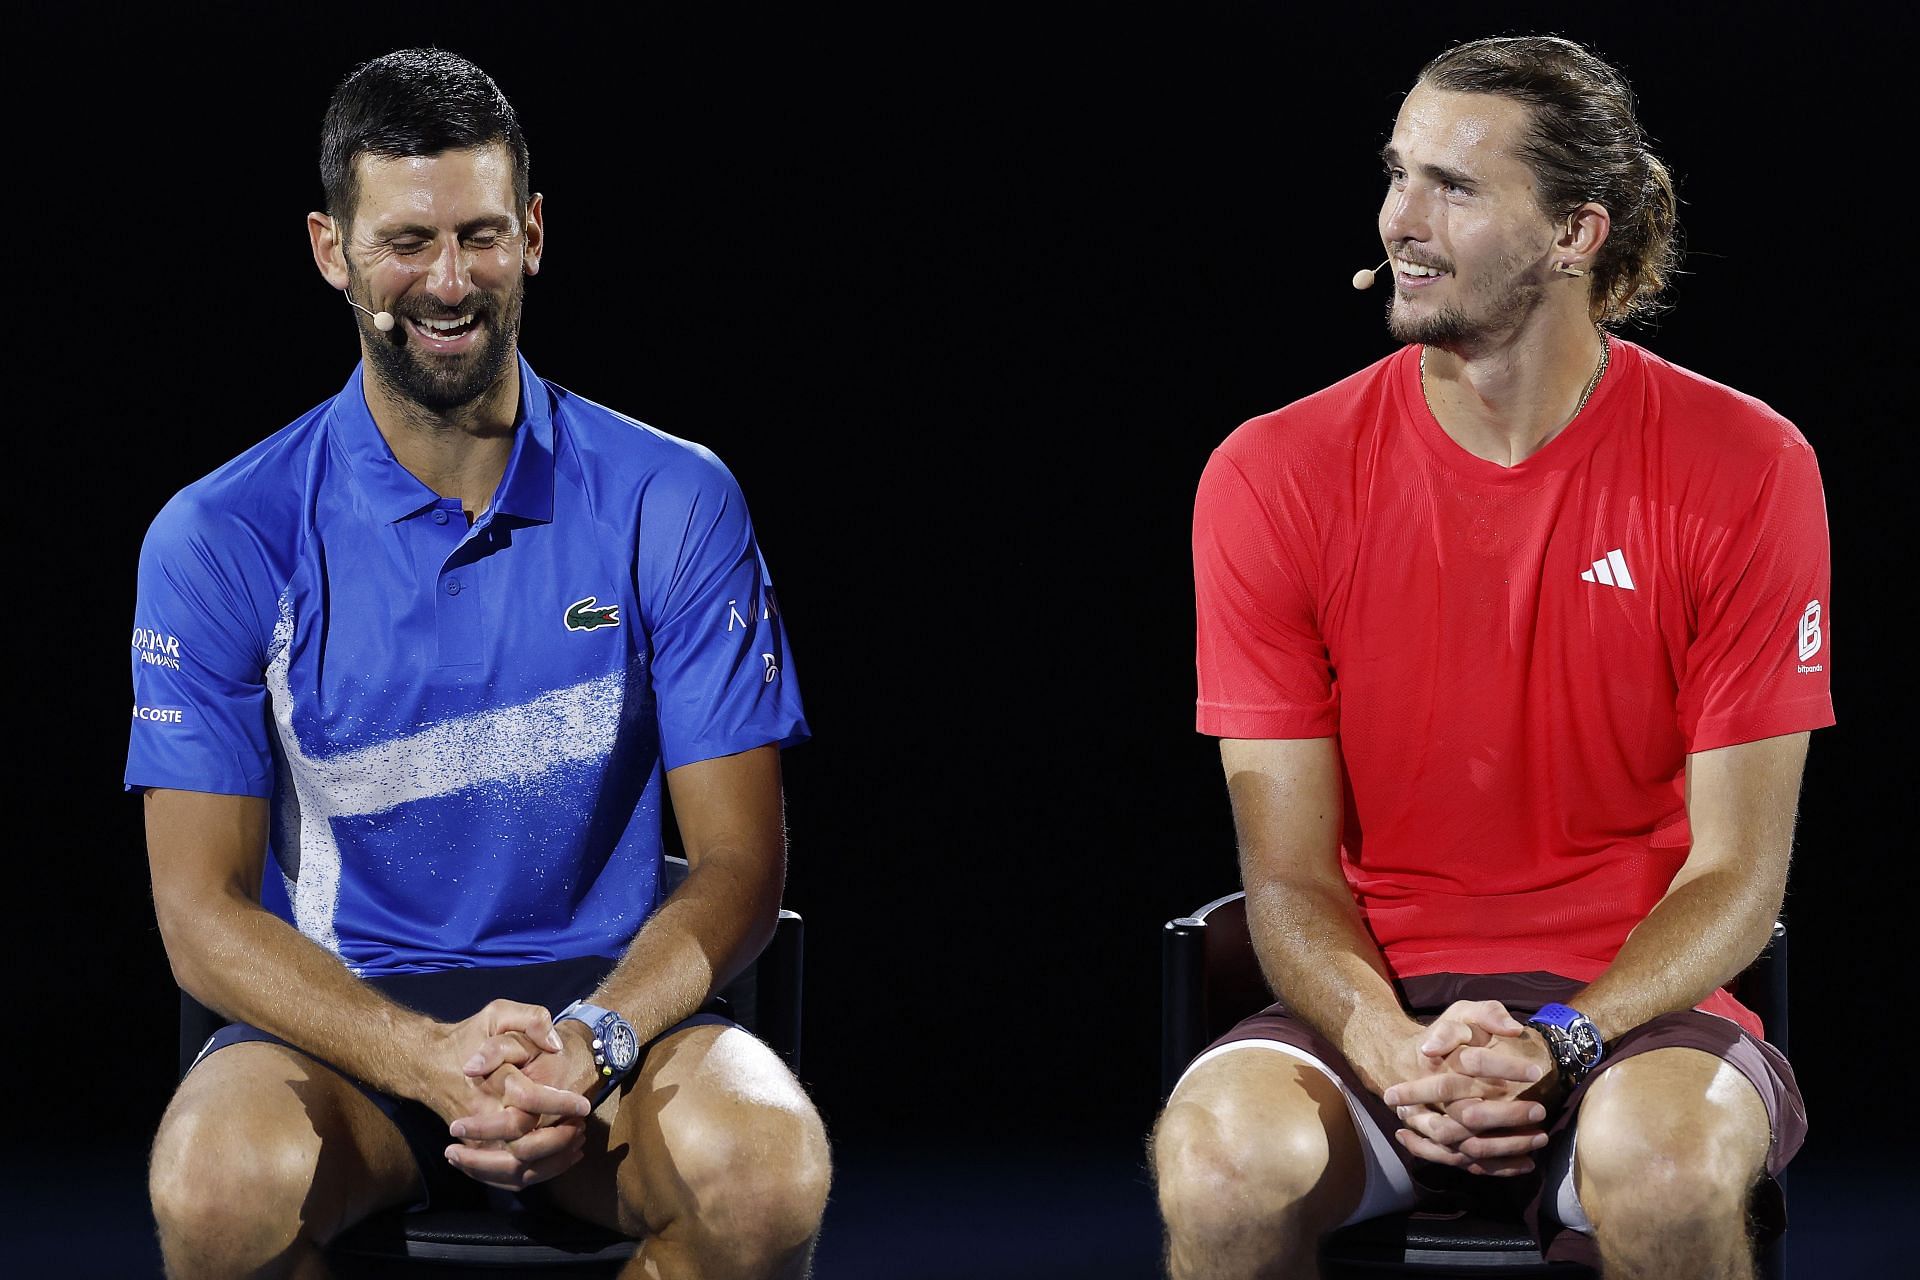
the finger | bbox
[445,1140,586,1190]
[504,1119,587,1164]
[1393,1128,1473,1167]
[1459,1130,1552,1160]
[1448,1098,1548,1132]
[1383,1073,1482,1109]
[463,1031,542,1078]
[1463,1155,1538,1177]
[450,1106,541,1142]
[1396,1104,1473,1148]
[1454,1044,1546,1084]
[1418,1018,1484,1059]
[1440,1000,1527,1038]
[499,1068,592,1119]
[479,1000,567,1054]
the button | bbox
[445,579,462,596]
[431,509,449,525]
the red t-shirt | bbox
[1193,339,1833,1037]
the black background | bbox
[16,0,1908,1256]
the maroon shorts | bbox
[1204,971,1806,1267]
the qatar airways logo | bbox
[132,627,183,670]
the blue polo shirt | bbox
[127,356,808,976]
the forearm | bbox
[1575,733,1804,1043]
[1573,861,1781,1043]
[160,894,442,1101]
[591,841,783,1045]
[1244,873,1417,1094]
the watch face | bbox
[1569,1019,1602,1068]
[603,1018,640,1072]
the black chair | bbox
[176,855,804,1275]
[1161,890,1788,1278]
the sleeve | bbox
[125,495,277,796]
[637,452,810,771]
[1193,446,1337,739]
[1677,441,1835,753]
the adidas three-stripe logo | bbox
[1581,548,1636,590]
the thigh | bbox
[155,1041,423,1238]
[541,1018,821,1235]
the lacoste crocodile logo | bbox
[563,596,621,632]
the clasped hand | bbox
[432,1000,596,1190]
[1378,1000,1559,1177]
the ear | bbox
[308,212,351,291]
[521,193,545,277]
[1556,201,1611,274]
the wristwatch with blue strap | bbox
[556,1000,641,1104]
[1526,1002,1604,1088]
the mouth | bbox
[1394,255,1448,289]
[403,312,485,352]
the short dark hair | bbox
[320,48,531,228]
[1418,36,1680,328]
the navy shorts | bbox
[190,955,713,1211]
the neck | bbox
[361,355,521,522]
[1420,304,1608,468]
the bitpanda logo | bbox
[1796,600,1823,673]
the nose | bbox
[423,238,475,306]
[1380,184,1431,248]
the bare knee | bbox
[150,1098,322,1269]
[1153,1068,1359,1254]
[643,1090,832,1268]
[1575,1059,1768,1234]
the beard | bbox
[353,272,526,414]
[1384,246,1545,351]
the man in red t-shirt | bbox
[1153,36,1830,1280]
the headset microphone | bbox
[1351,259,1390,290]
[346,298,396,332]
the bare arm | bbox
[1572,732,1807,1043]
[1224,736,1430,1095]
[145,788,563,1124]
[530,744,786,1090]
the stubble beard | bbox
[353,271,526,416]
[1384,248,1546,354]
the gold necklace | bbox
[1421,332,1611,424]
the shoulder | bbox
[544,380,746,510]
[143,401,331,567]
[1628,341,1818,471]
[1206,347,1408,497]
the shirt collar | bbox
[329,354,555,525]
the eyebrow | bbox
[1379,144,1479,190]
[371,215,515,239]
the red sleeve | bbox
[1678,441,1835,752]
[1193,446,1337,739]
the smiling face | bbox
[1378,85,1559,350]
[319,143,544,413]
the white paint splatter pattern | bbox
[264,593,626,964]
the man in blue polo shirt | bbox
[130,49,828,1279]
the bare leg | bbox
[1573,1046,1771,1280]
[1153,1049,1368,1280]
[149,1042,423,1279]
[545,1022,831,1280]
